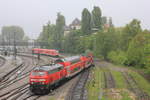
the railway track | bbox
[0,54,48,90]
[0,54,55,100]
[104,71,115,89]
[1,54,93,100]
[66,69,90,100]
[0,57,33,90]
[0,83,41,100]
[0,83,29,100]
[0,57,5,67]
[122,72,150,100]
[0,58,28,83]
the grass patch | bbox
[86,64,150,100]
[49,97,55,100]
[86,67,104,100]
[120,90,133,100]
[129,71,150,96]
[111,71,126,88]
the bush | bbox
[108,51,127,65]
[126,32,150,68]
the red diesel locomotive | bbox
[29,54,94,94]
[32,48,59,57]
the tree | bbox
[92,6,102,29]
[40,25,49,42]
[38,13,65,49]
[108,17,113,27]
[108,50,127,65]
[23,35,30,42]
[38,21,56,48]
[81,8,92,35]
[101,16,107,26]
[62,31,78,53]
[127,31,150,67]
[94,28,117,59]
[1,26,25,43]
[121,19,142,50]
[53,13,66,49]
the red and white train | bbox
[32,48,59,57]
[29,53,94,94]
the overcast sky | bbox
[0,0,149,39]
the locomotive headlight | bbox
[38,79,46,81]
[31,78,46,81]
[31,79,37,81]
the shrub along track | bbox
[122,72,150,100]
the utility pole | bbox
[32,39,34,66]
[8,32,10,56]
[14,32,17,60]
[2,35,5,54]
[9,32,10,47]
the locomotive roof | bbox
[33,48,58,51]
[64,56,80,61]
[34,64,63,71]
[55,55,81,63]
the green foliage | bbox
[38,22,55,42]
[38,6,150,72]
[94,28,117,59]
[38,13,65,49]
[108,17,113,27]
[144,43,150,69]
[121,19,142,51]
[129,71,150,95]
[108,51,127,65]
[86,67,103,100]
[54,13,65,49]
[38,22,56,48]
[92,6,102,29]
[127,31,150,68]
[65,33,95,54]
[101,16,107,26]
[2,26,25,42]
[62,31,78,53]
[23,35,30,42]
[81,8,92,35]
[111,71,127,88]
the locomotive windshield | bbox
[65,56,80,63]
[34,66,50,71]
[31,71,46,76]
[55,58,66,63]
[32,64,63,75]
